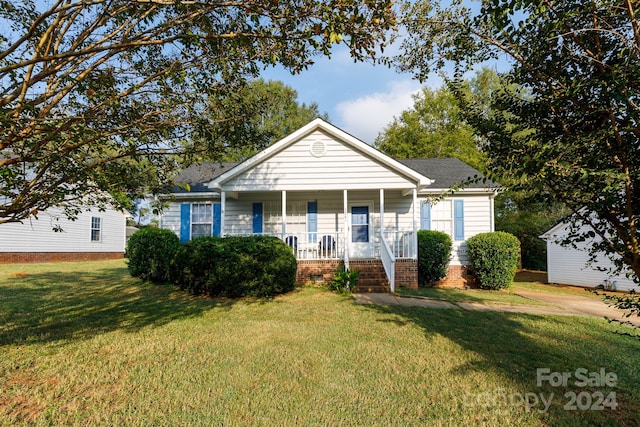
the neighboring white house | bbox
[0,205,128,263]
[160,119,498,291]
[540,219,638,292]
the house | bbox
[540,218,638,292]
[159,119,498,291]
[0,205,128,263]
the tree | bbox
[375,68,499,171]
[193,79,328,162]
[0,0,396,224]
[396,0,640,281]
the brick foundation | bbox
[435,265,476,288]
[0,252,124,264]
[295,259,343,285]
[394,258,418,289]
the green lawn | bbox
[396,271,607,305]
[396,285,552,306]
[1,260,639,426]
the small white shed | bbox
[540,220,638,292]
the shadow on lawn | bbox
[0,265,245,346]
[362,303,640,425]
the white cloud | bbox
[335,79,422,145]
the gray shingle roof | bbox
[171,162,239,193]
[396,158,497,189]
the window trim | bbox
[191,203,213,239]
[90,216,102,242]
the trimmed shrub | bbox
[417,230,452,287]
[171,235,297,298]
[170,236,226,296]
[126,227,179,283]
[467,231,520,290]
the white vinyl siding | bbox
[0,206,126,253]
[163,191,493,266]
[545,223,638,292]
[419,194,492,265]
[222,130,416,191]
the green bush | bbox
[328,265,360,294]
[126,227,179,283]
[417,230,452,287]
[170,236,226,296]
[467,231,520,290]
[171,235,297,298]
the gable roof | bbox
[397,158,497,190]
[168,120,498,195]
[209,118,433,190]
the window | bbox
[191,203,212,239]
[431,200,452,236]
[91,217,101,242]
[428,199,465,241]
[351,206,369,242]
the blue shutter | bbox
[420,201,431,230]
[454,200,464,241]
[180,203,191,243]
[252,202,263,234]
[213,203,221,237]
[307,201,318,243]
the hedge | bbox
[417,230,452,287]
[126,227,180,283]
[467,231,520,290]
[171,235,297,298]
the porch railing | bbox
[380,233,395,292]
[382,230,416,259]
[225,230,416,261]
[282,231,343,260]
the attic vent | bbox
[310,140,327,157]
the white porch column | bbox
[343,189,349,267]
[412,188,418,259]
[220,191,226,236]
[379,188,385,236]
[282,190,287,239]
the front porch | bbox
[218,188,421,292]
[226,230,419,291]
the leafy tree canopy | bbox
[375,68,499,171]
[396,0,640,281]
[0,0,395,224]
[191,78,328,163]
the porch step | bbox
[350,259,390,293]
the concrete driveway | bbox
[353,289,640,328]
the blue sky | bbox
[260,46,435,145]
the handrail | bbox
[380,232,395,292]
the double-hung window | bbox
[423,199,465,241]
[91,217,102,242]
[191,203,212,239]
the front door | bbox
[349,203,373,258]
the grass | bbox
[1,260,640,425]
[396,285,551,306]
[397,270,610,305]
